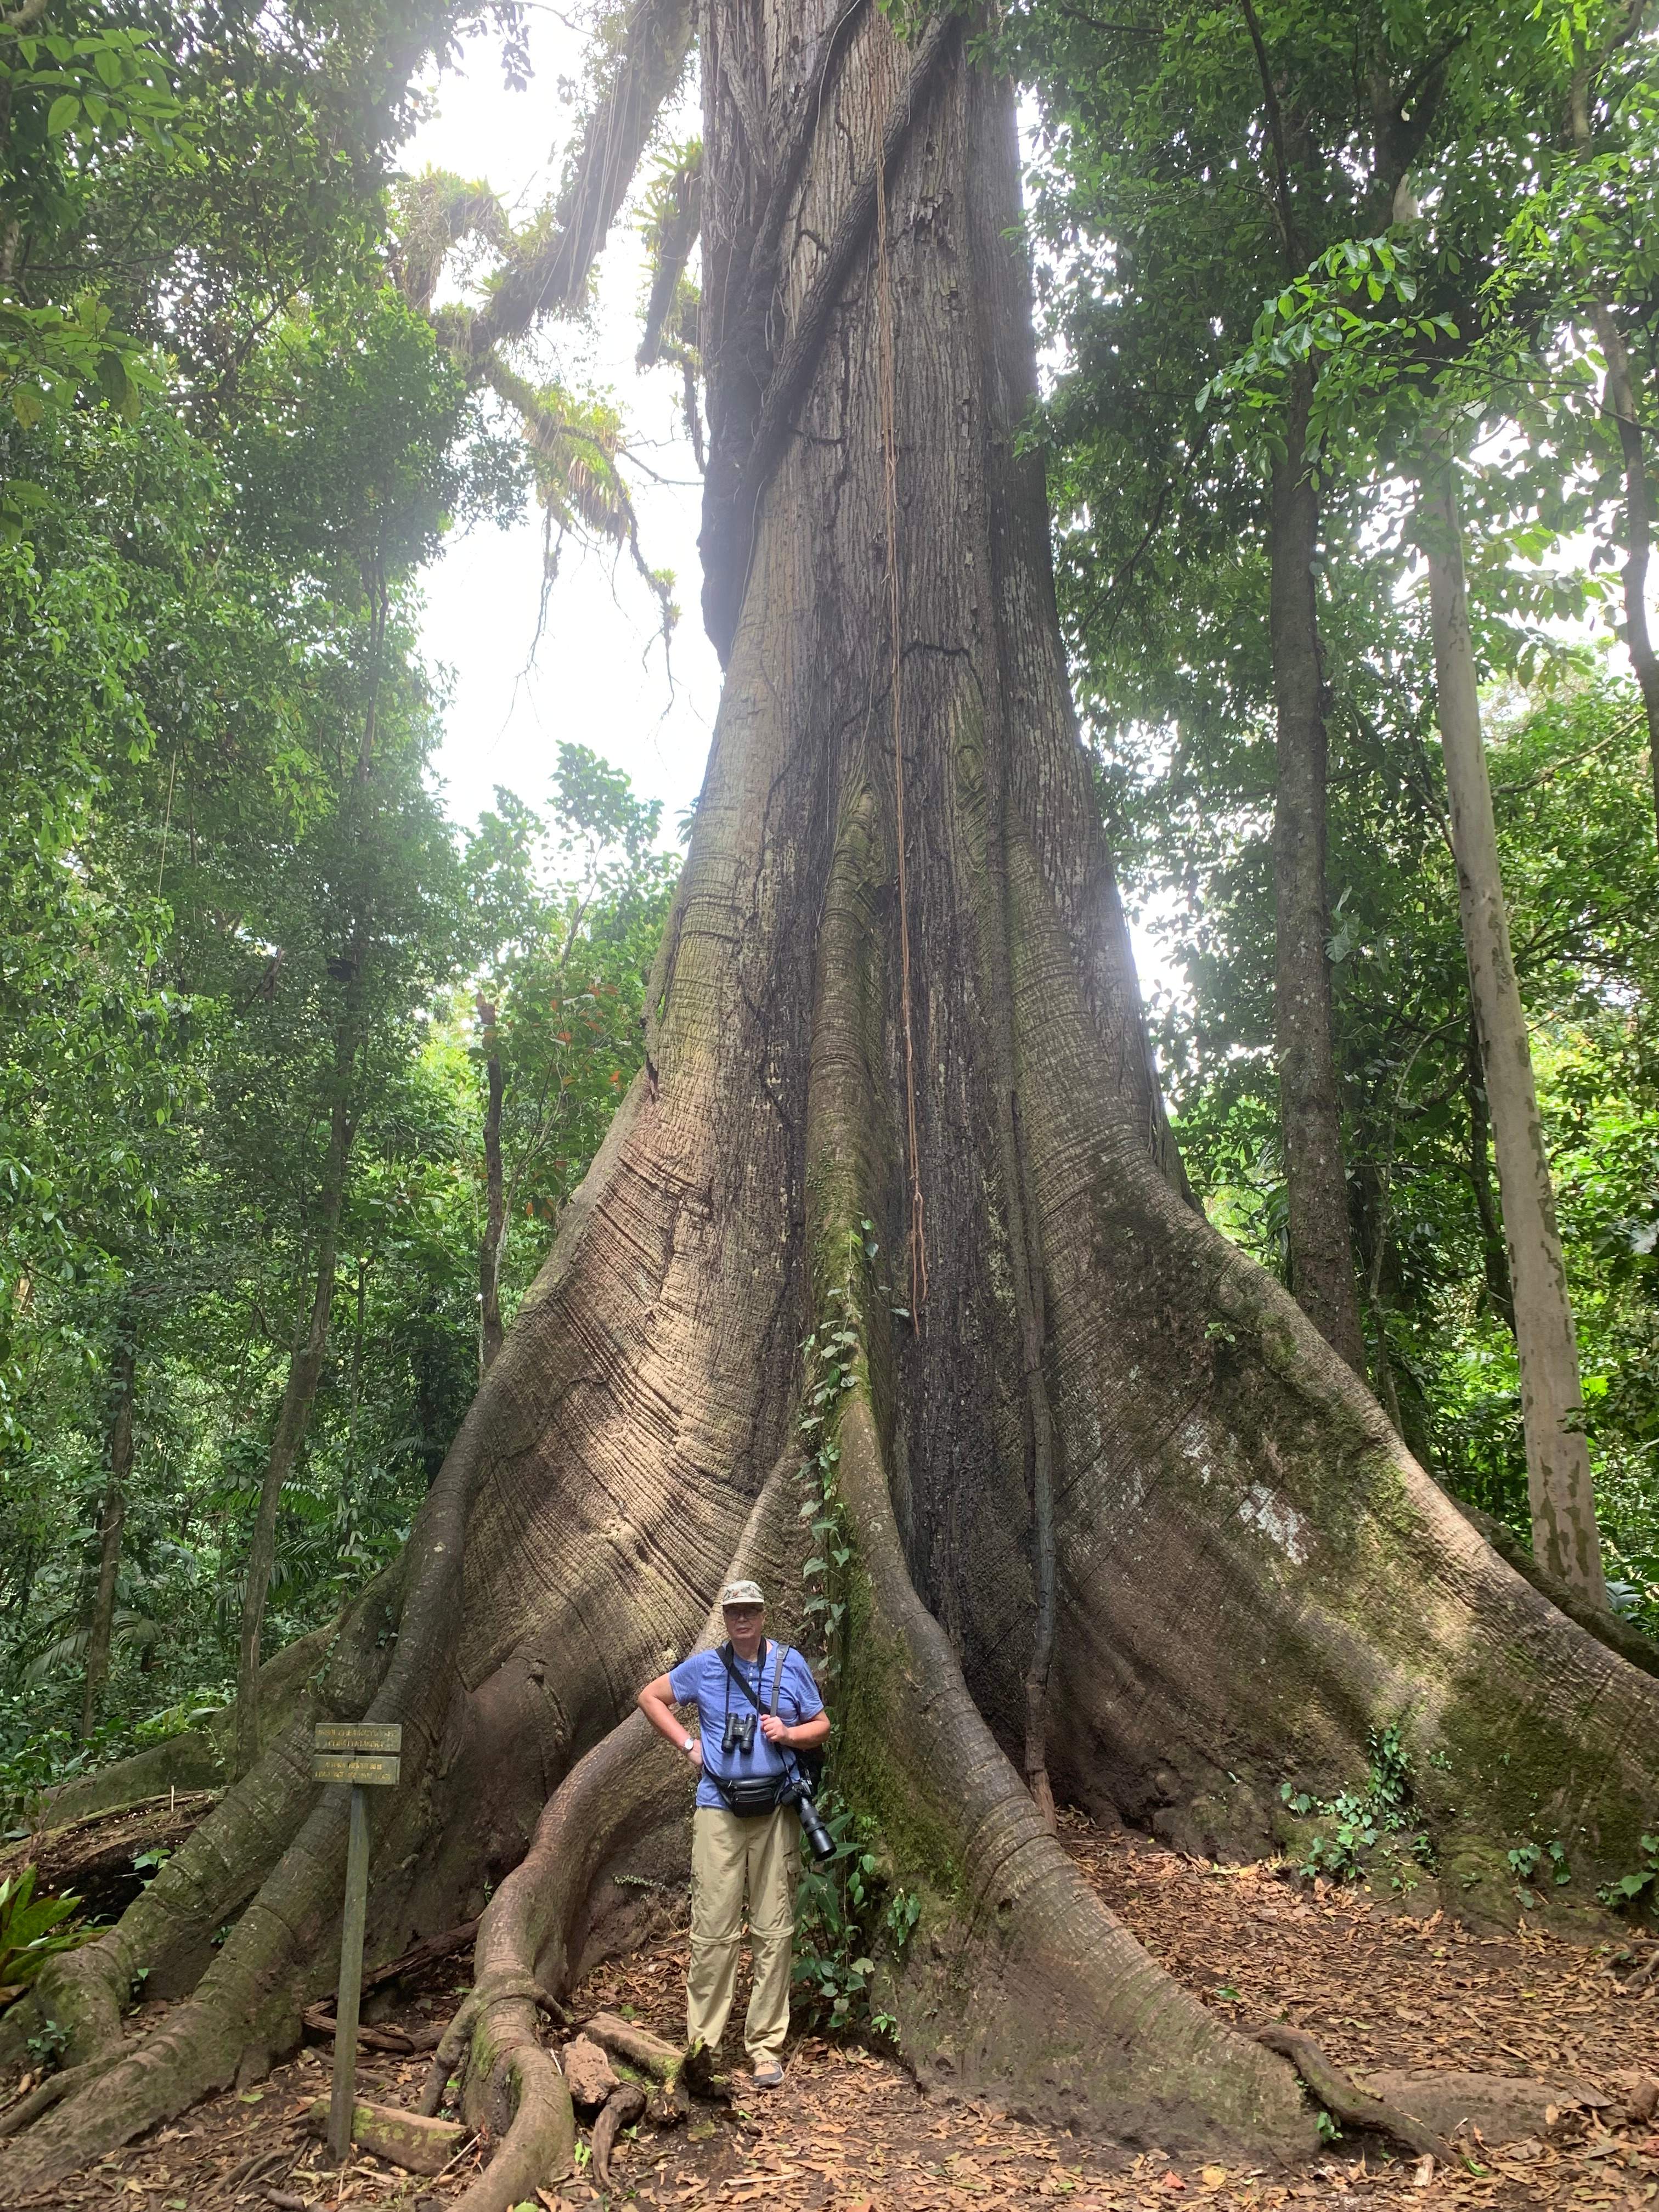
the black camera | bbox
[721,1710,757,1756]
[779,1776,836,1861]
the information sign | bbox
[314,1720,402,1755]
[313,1720,403,2159]
[311,1752,400,1787]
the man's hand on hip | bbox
[636,1670,706,1768]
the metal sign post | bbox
[313,1721,402,2162]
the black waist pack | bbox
[716,1772,787,1817]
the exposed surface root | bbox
[581,2010,686,2084]
[18,1815,1659,2210]
[590,2078,647,2190]
[301,2004,443,2054]
[1254,2025,1455,2163]
[27,1711,320,2072]
[452,2021,571,2212]
[438,1717,677,2208]
[0,2048,125,2141]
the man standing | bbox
[636,1580,830,2086]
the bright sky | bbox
[405,16,718,843]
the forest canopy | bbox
[0,0,1657,2193]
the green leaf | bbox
[97,350,131,410]
[46,93,80,133]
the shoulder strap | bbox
[769,1644,788,1717]
[719,1639,770,1714]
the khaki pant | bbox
[686,1804,800,2066]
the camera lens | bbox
[795,1793,836,1861]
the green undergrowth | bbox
[1596,1833,1659,1918]
[1505,1837,1573,1907]
[1277,1723,1437,1893]
[1279,1726,1659,1923]
[799,1213,960,1893]
[794,1231,868,1688]
[0,1689,228,1833]
[0,1866,93,1996]
[791,1792,919,2040]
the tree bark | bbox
[1269,364,1365,1376]
[10,17,1659,2193]
[1238,7,1367,1376]
[1466,1015,1515,1334]
[477,998,506,1375]
[235,1005,360,1775]
[1418,459,1606,1605]
[80,1331,136,1740]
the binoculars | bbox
[722,1710,757,1756]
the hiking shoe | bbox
[749,2061,784,2088]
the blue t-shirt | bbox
[668,1641,825,1812]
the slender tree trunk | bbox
[235,1007,360,1775]
[1466,1015,1515,1334]
[1419,459,1606,1605]
[1269,365,1365,1375]
[477,997,506,1374]
[80,1333,137,1740]
[348,1256,367,1476]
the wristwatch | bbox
[681,1734,696,1756]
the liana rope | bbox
[875,138,929,1327]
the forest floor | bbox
[5,1810,1657,2212]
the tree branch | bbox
[466,0,695,356]
[1237,0,1297,264]
[636,146,701,367]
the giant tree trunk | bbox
[80,1331,137,1740]
[1269,365,1365,1377]
[235,1013,359,1775]
[12,16,1658,2195]
[1418,459,1607,1605]
[478,1000,506,1375]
